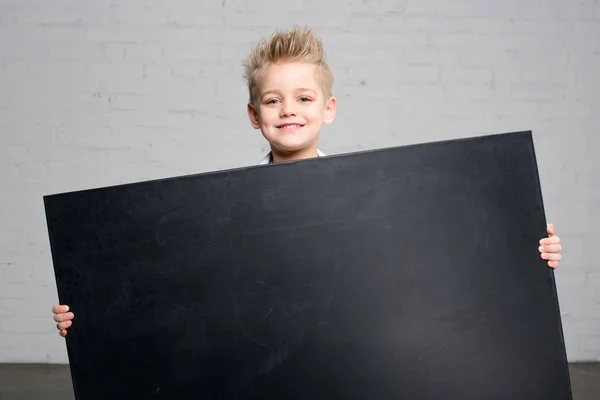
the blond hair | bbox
[242,25,333,107]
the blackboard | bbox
[44,131,571,399]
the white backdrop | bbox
[1,0,598,363]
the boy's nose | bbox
[280,103,297,117]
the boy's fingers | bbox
[53,312,74,323]
[547,223,555,236]
[541,253,562,261]
[52,305,69,314]
[548,261,559,269]
[60,330,67,337]
[540,236,560,245]
[57,320,72,330]
[539,244,562,253]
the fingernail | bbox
[64,306,69,312]
[539,246,544,252]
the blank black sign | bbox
[44,131,571,399]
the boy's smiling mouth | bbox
[276,123,305,131]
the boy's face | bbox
[247,62,336,157]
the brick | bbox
[576,67,600,87]
[402,16,467,33]
[110,3,170,25]
[170,65,199,79]
[406,45,462,66]
[588,273,600,299]
[22,8,109,26]
[563,319,600,337]
[507,19,573,36]
[86,24,196,44]
[162,43,220,62]
[389,0,437,17]
[443,0,547,19]
[558,282,600,320]
[435,32,491,49]
[441,66,494,85]
[0,298,54,317]
[403,45,440,65]
[221,12,288,29]
[331,46,400,63]
[447,81,503,100]
[580,336,600,359]
[28,23,87,42]
[0,333,69,363]
[535,102,593,121]
[20,62,103,93]
[297,14,356,30]
[108,93,144,111]
[457,47,520,68]
[0,281,55,300]
[322,30,430,47]
[517,65,574,86]
[510,83,569,102]
[1,37,51,63]
[166,5,226,26]
[544,2,600,21]
[124,43,164,61]
[393,65,440,83]
[143,65,173,79]
[0,316,56,334]
[1,264,32,282]
[348,12,405,32]
[569,52,600,70]
[48,42,111,63]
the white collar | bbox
[259,149,326,165]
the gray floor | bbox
[0,363,598,399]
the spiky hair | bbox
[243,25,333,106]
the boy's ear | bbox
[247,103,261,129]
[323,96,337,124]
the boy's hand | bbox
[539,223,561,269]
[52,304,74,337]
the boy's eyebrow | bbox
[297,88,318,95]
[260,89,279,99]
[260,88,318,99]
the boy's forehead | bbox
[257,62,321,92]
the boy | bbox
[52,26,563,336]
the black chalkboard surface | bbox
[44,131,571,399]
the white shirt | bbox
[259,149,326,165]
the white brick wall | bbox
[0,0,598,363]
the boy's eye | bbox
[266,99,279,104]
[299,97,312,102]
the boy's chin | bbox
[267,136,319,153]
[272,140,317,153]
